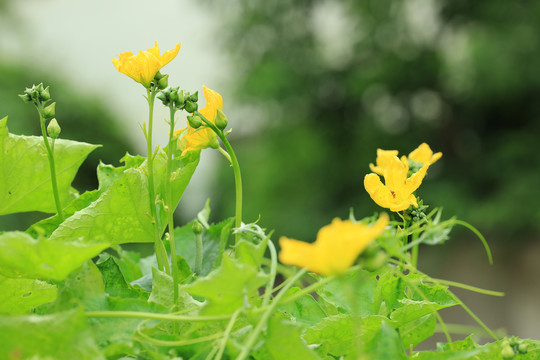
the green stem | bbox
[262,239,278,307]
[411,231,419,268]
[237,269,307,360]
[453,219,493,265]
[195,231,203,275]
[196,111,243,245]
[85,310,231,322]
[214,308,241,360]
[38,110,63,221]
[166,105,180,304]
[146,88,169,274]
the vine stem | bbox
[146,88,169,274]
[237,269,307,360]
[195,111,242,245]
[261,239,278,307]
[166,105,180,303]
[37,108,63,221]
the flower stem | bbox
[146,88,169,274]
[196,111,243,245]
[38,109,63,221]
[166,105,180,303]
[195,231,203,275]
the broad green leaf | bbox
[399,314,436,348]
[278,287,327,326]
[316,269,377,316]
[0,231,108,280]
[360,319,407,360]
[303,314,356,357]
[0,116,99,215]
[235,236,269,268]
[96,254,148,299]
[96,153,145,191]
[174,218,234,276]
[0,308,104,360]
[0,274,57,314]
[48,149,200,245]
[26,189,101,238]
[183,255,268,315]
[148,268,199,309]
[390,299,455,327]
[255,316,321,360]
[197,198,212,228]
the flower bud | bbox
[47,118,61,139]
[518,343,528,354]
[187,115,202,129]
[185,100,198,113]
[42,102,56,120]
[501,341,515,359]
[157,74,169,90]
[157,92,170,106]
[192,220,204,234]
[40,86,51,101]
[215,108,228,130]
[188,91,198,102]
[18,93,32,103]
[154,71,165,80]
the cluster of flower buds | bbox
[501,337,529,359]
[409,199,429,223]
[157,86,199,112]
[19,83,61,139]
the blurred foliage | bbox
[205,0,540,241]
[0,61,134,230]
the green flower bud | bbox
[18,93,32,103]
[188,91,198,102]
[518,343,529,354]
[157,74,169,90]
[215,108,228,130]
[42,102,56,120]
[192,220,204,234]
[154,71,165,80]
[47,118,61,139]
[169,89,179,103]
[40,86,51,101]
[156,92,169,105]
[501,342,515,359]
[185,100,198,113]
[187,115,202,129]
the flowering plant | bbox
[0,42,537,360]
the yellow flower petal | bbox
[408,143,442,165]
[369,149,399,175]
[279,214,388,275]
[176,86,223,155]
[112,42,181,87]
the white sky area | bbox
[0,0,230,216]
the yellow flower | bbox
[175,86,222,155]
[369,149,400,175]
[112,42,180,88]
[278,213,388,275]
[364,155,428,212]
[405,142,442,165]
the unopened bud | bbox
[192,220,204,234]
[188,91,198,102]
[518,343,529,354]
[47,118,61,139]
[42,102,56,120]
[154,71,165,80]
[215,108,228,130]
[185,100,198,113]
[157,74,169,90]
[187,115,202,129]
[40,86,51,101]
[18,93,32,103]
[157,92,169,105]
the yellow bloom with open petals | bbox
[112,42,180,87]
[406,143,442,165]
[364,156,428,212]
[369,149,400,175]
[175,86,223,155]
[279,213,388,275]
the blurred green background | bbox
[2,0,540,341]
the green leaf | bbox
[48,149,200,245]
[0,274,57,314]
[399,314,436,348]
[96,153,145,191]
[0,231,108,280]
[183,255,267,315]
[174,218,234,276]
[96,254,148,299]
[0,308,105,360]
[197,198,212,228]
[148,268,199,309]
[303,314,356,357]
[278,287,327,326]
[0,116,100,215]
[360,319,407,360]
[316,269,377,316]
[255,316,321,360]
[235,235,269,268]
[390,299,455,327]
